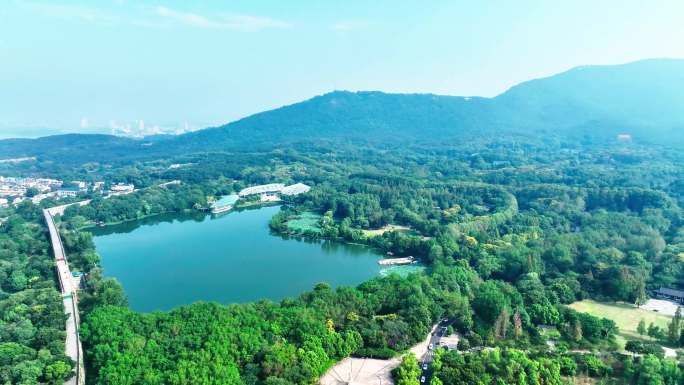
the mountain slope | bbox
[1,58,682,164]
[179,92,495,149]
[182,58,684,149]
[0,134,140,162]
[493,58,684,141]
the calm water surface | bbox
[91,206,382,312]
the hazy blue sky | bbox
[1,0,683,135]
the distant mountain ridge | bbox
[1,58,683,162]
[186,58,684,147]
[179,91,494,149]
[495,58,684,138]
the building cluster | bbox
[0,176,62,197]
[0,175,134,207]
[654,287,684,304]
[109,183,135,194]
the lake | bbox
[90,206,385,312]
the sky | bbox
[1,0,683,137]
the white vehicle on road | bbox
[423,363,428,370]
[420,376,426,383]
[428,343,434,350]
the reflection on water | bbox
[92,205,386,312]
[271,232,375,257]
[90,211,207,236]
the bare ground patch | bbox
[362,224,412,237]
[320,325,436,385]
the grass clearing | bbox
[568,299,672,346]
[361,224,412,237]
[379,264,426,277]
[286,211,322,234]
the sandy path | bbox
[320,324,437,385]
[640,299,680,317]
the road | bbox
[419,319,451,384]
[41,181,182,385]
[44,209,85,385]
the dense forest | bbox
[0,203,73,384]
[1,60,684,385]
[2,132,678,385]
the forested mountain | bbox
[0,59,682,164]
[0,134,138,160]
[180,92,493,148]
[189,59,684,148]
[494,58,684,143]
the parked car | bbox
[423,363,428,370]
[420,376,426,383]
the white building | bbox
[281,183,311,196]
[0,186,25,196]
[56,188,80,197]
[238,182,311,197]
[31,192,55,204]
[238,183,285,197]
[110,183,135,193]
[260,193,281,202]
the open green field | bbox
[286,212,322,234]
[379,264,426,278]
[568,300,672,346]
[361,224,412,237]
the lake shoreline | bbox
[92,205,387,312]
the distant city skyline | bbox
[0,118,205,139]
[1,0,683,137]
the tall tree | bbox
[667,307,682,344]
[634,278,647,307]
[637,319,647,336]
[573,319,583,342]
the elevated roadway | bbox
[41,180,180,384]
[44,209,85,385]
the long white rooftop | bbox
[238,183,285,197]
[281,183,311,195]
[238,182,311,197]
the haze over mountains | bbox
[1,58,682,163]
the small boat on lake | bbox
[378,256,416,265]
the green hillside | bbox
[1,59,682,165]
